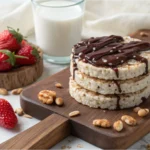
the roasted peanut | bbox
[38,90,55,105]
[11,88,23,95]
[133,107,141,113]
[93,119,111,128]
[140,32,148,37]
[69,110,80,117]
[121,115,136,126]
[138,108,149,117]
[147,144,150,150]
[0,88,8,95]
[15,108,24,116]
[113,120,123,132]
[55,83,63,88]
[23,114,32,119]
[55,97,64,106]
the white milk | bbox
[33,0,83,56]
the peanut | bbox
[133,107,141,113]
[113,120,123,132]
[11,88,23,95]
[147,144,150,150]
[138,108,149,117]
[121,115,136,126]
[15,108,24,116]
[23,114,32,119]
[0,88,8,95]
[140,32,148,37]
[55,97,64,106]
[69,110,80,117]
[93,119,111,128]
[38,90,56,105]
[55,83,63,88]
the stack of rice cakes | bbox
[69,35,150,110]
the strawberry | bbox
[16,43,40,65]
[0,50,15,71]
[0,99,18,129]
[0,27,23,52]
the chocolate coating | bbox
[72,35,150,109]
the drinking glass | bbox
[31,0,85,64]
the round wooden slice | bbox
[0,46,43,90]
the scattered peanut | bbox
[55,83,63,88]
[23,114,32,119]
[11,88,23,95]
[133,107,141,113]
[77,144,83,148]
[38,90,56,105]
[138,108,149,117]
[15,108,24,116]
[48,90,56,98]
[147,144,150,150]
[121,115,136,126]
[140,32,148,37]
[0,88,8,95]
[69,110,80,117]
[93,119,111,128]
[55,97,64,106]
[113,120,123,132]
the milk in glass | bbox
[33,0,83,57]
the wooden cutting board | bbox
[1,30,150,149]
[13,68,150,149]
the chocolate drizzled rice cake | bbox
[69,35,150,110]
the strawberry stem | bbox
[0,50,15,66]
[15,55,28,59]
[7,26,23,43]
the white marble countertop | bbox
[0,35,150,150]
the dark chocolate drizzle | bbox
[72,35,150,109]
[113,80,121,93]
[112,67,119,78]
[114,94,120,110]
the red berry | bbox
[0,50,16,71]
[0,27,23,52]
[16,43,39,65]
[0,99,18,129]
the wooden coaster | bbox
[0,47,43,90]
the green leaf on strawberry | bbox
[7,26,23,43]
[0,50,16,66]
[31,47,40,59]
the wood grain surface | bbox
[0,58,43,90]
[0,114,70,149]
[19,68,150,149]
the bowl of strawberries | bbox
[0,27,43,90]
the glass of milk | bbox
[31,0,85,64]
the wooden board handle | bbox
[0,114,70,149]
